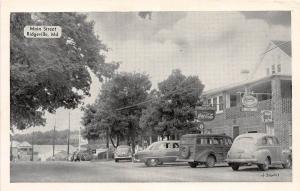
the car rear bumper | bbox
[226,159,258,163]
[115,156,132,160]
[176,158,194,162]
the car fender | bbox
[255,149,272,164]
[195,150,215,162]
[281,149,291,163]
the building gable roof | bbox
[271,40,291,57]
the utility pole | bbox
[67,111,71,159]
[10,129,13,161]
[52,115,56,158]
[104,77,110,161]
[31,128,34,161]
[106,125,109,160]
[78,127,81,151]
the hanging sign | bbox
[241,94,258,111]
[195,106,216,121]
[261,110,272,123]
[197,122,205,130]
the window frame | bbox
[272,64,276,74]
[218,95,224,112]
[277,64,281,73]
[230,94,237,108]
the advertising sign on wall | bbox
[195,106,216,121]
[261,110,273,123]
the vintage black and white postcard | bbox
[1,0,300,191]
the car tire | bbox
[231,163,240,171]
[282,156,292,169]
[115,159,119,162]
[188,162,198,168]
[205,155,216,168]
[146,158,159,167]
[258,157,270,171]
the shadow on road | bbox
[135,163,229,169]
[238,166,284,172]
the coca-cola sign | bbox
[195,106,216,121]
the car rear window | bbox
[117,147,130,152]
[224,138,232,145]
[234,137,256,145]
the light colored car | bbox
[114,145,132,162]
[226,133,292,171]
[133,141,180,167]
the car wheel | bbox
[188,162,198,168]
[231,163,240,171]
[115,159,119,162]
[146,158,159,167]
[205,155,216,168]
[258,157,270,171]
[282,157,292,169]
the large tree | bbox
[10,13,119,130]
[81,72,152,152]
[140,69,205,140]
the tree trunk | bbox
[129,120,136,154]
[116,134,120,147]
[109,135,117,148]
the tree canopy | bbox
[10,13,119,130]
[81,72,152,151]
[140,69,205,139]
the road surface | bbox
[10,160,292,182]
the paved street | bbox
[10,161,292,182]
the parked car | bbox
[179,134,233,168]
[71,150,93,161]
[226,133,292,171]
[133,140,180,167]
[114,145,132,162]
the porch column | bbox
[271,76,284,144]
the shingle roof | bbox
[203,75,291,96]
[19,141,32,147]
[271,40,291,57]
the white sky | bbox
[15,11,291,134]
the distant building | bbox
[10,141,40,161]
[11,141,20,161]
[201,41,292,149]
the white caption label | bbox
[24,26,62,38]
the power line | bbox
[115,86,202,111]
